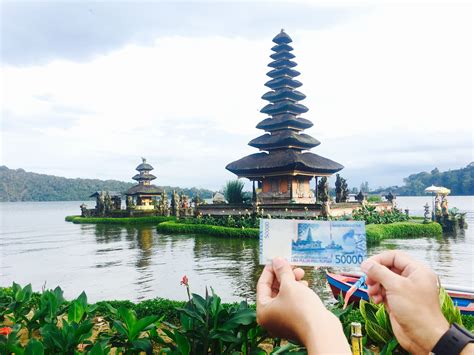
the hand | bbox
[361,250,449,354]
[256,257,350,354]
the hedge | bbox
[366,222,442,244]
[157,220,259,238]
[65,215,175,225]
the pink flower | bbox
[180,275,189,286]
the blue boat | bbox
[326,272,474,315]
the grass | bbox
[366,222,442,244]
[157,220,259,238]
[65,215,175,225]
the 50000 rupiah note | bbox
[259,219,367,267]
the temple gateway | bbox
[226,30,343,204]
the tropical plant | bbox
[100,304,160,354]
[352,204,408,224]
[162,287,268,354]
[223,180,245,204]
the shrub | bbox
[157,221,259,238]
[366,222,442,244]
[352,204,408,224]
[367,195,382,203]
[223,180,245,204]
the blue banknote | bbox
[259,219,367,267]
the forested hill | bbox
[0,166,214,202]
[372,163,474,196]
[399,163,474,195]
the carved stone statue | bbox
[385,192,395,203]
[104,192,112,215]
[355,191,365,203]
[435,195,441,216]
[171,190,180,217]
[112,196,121,210]
[317,177,329,203]
[161,190,170,216]
[97,192,105,216]
[335,174,342,203]
[423,203,430,223]
[441,197,449,217]
[340,177,349,203]
[126,195,134,209]
[80,203,88,217]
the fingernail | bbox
[272,257,285,269]
[361,260,374,273]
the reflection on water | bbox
[1,197,473,303]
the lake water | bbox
[1,196,473,303]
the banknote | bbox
[259,219,367,267]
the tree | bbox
[223,180,245,204]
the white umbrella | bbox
[425,185,440,193]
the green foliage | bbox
[0,166,214,202]
[366,195,382,203]
[359,300,394,346]
[65,215,175,225]
[223,180,245,204]
[161,288,268,354]
[157,220,259,238]
[186,213,259,229]
[352,204,408,225]
[366,222,442,244]
[100,304,160,354]
[439,287,463,326]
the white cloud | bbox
[1,3,472,189]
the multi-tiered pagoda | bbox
[226,30,343,204]
[125,158,163,209]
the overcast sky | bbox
[1,1,472,190]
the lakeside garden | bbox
[66,202,444,244]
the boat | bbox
[326,272,474,315]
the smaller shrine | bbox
[125,158,163,210]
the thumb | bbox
[362,260,402,290]
[272,257,294,284]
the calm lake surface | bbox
[1,196,473,303]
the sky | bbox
[1,1,472,191]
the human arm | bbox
[361,250,470,354]
[256,257,350,354]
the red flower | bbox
[180,275,189,286]
[0,327,12,336]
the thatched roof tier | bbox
[260,101,308,116]
[266,67,300,79]
[262,89,306,103]
[268,59,297,68]
[256,115,313,131]
[249,131,320,150]
[270,51,295,60]
[265,77,302,90]
[136,162,154,171]
[273,30,293,44]
[126,184,163,196]
[226,150,343,177]
[132,173,156,181]
[271,43,293,52]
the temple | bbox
[226,30,343,204]
[125,158,163,210]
